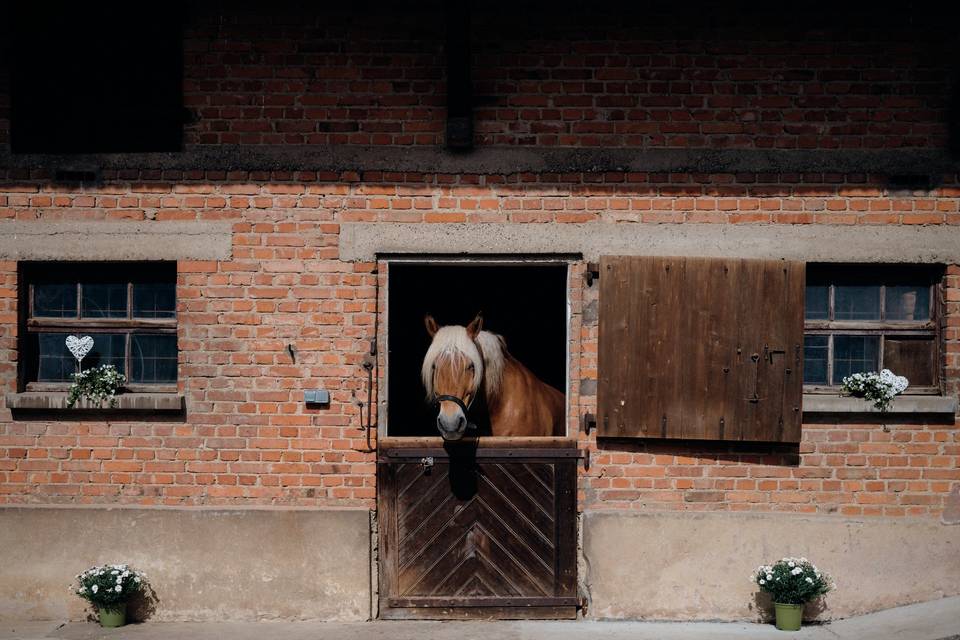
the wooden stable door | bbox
[377,437,578,619]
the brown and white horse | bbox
[422,314,565,440]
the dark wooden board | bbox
[598,256,805,443]
[378,444,578,620]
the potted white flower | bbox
[73,564,148,627]
[840,369,908,412]
[752,557,832,631]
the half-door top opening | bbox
[387,261,569,438]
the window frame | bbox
[18,262,178,394]
[803,264,944,396]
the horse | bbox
[421,313,565,440]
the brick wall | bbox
[0,3,955,150]
[0,170,958,517]
[0,3,958,518]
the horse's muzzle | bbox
[437,413,467,440]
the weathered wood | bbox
[598,256,804,443]
[378,605,577,620]
[378,447,577,619]
[379,437,577,449]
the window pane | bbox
[81,283,128,318]
[884,337,935,387]
[33,283,77,318]
[832,335,879,384]
[82,334,127,374]
[803,335,829,384]
[885,285,930,321]
[835,286,880,321]
[130,334,177,383]
[133,282,176,318]
[805,285,829,320]
[37,333,75,381]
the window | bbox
[19,263,178,392]
[803,265,942,394]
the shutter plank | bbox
[598,256,804,442]
[781,261,805,442]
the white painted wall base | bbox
[582,511,960,621]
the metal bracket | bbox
[419,456,434,469]
[582,412,596,435]
[582,448,591,471]
[584,262,600,287]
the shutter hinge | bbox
[584,262,601,287]
[582,412,597,435]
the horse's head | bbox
[421,313,484,441]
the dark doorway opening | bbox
[387,262,568,437]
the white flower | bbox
[788,561,795,568]
[759,579,766,585]
[805,577,814,584]
[791,567,803,575]
[134,577,141,583]
[115,585,122,592]
[111,570,119,575]
[91,584,98,594]
[766,574,773,581]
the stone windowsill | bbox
[803,394,957,415]
[5,392,184,412]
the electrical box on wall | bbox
[304,390,330,406]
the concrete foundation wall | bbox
[0,507,370,622]
[583,511,960,621]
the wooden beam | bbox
[445,2,473,150]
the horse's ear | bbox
[424,314,439,337]
[466,313,483,339]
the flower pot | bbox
[774,602,803,631]
[97,603,126,628]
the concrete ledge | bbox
[582,511,960,621]
[5,392,185,412]
[0,222,233,261]
[3,146,959,174]
[0,507,371,621]
[803,394,957,415]
[340,222,960,264]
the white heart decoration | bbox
[65,335,94,362]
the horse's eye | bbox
[431,364,436,370]
[468,363,475,371]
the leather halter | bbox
[433,394,478,431]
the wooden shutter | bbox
[597,256,804,443]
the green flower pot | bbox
[97,603,126,628]
[774,602,803,631]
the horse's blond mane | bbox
[421,325,484,399]
[474,330,506,400]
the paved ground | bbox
[2,597,958,640]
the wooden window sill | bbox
[5,391,184,412]
[802,394,956,415]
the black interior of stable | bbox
[387,263,568,437]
